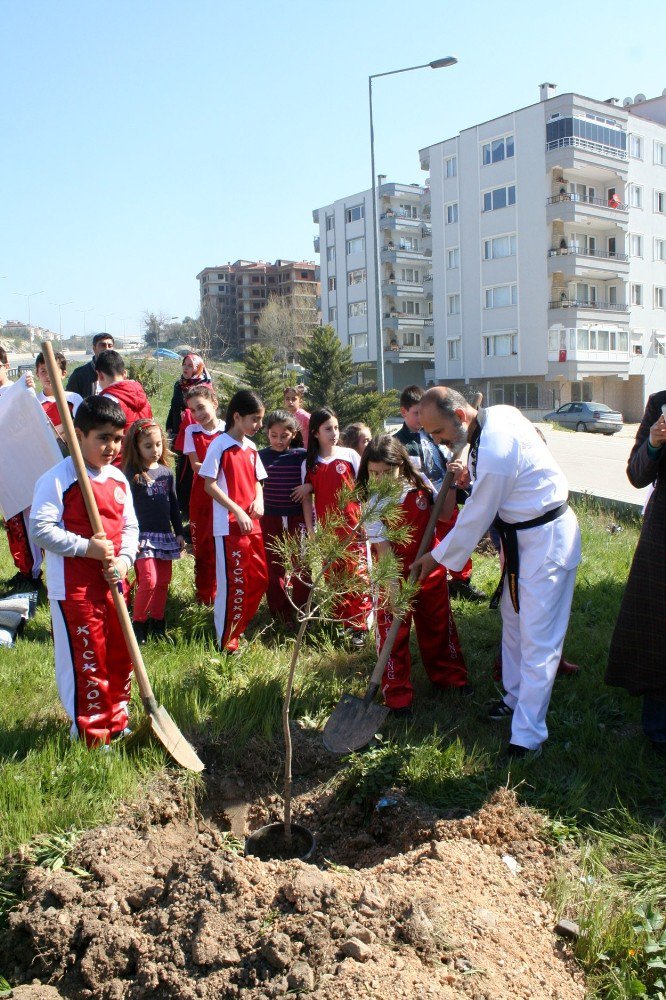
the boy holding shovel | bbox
[30,395,139,746]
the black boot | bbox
[133,620,148,645]
[151,618,166,640]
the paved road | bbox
[536,422,649,508]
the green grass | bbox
[1,499,665,997]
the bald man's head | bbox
[419,386,477,452]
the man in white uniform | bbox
[413,387,581,758]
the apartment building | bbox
[313,181,433,389]
[196,259,319,353]
[419,84,666,420]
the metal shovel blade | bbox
[150,704,205,772]
[323,693,390,755]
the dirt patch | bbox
[1,754,585,1000]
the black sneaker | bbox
[132,620,148,645]
[347,629,368,650]
[389,705,413,719]
[487,700,514,721]
[506,742,542,761]
[448,580,486,602]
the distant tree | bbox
[298,325,398,429]
[242,343,283,412]
[257,296,310,372]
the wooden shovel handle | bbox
[364,391,482,703]
[41,342,158,711]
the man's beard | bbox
[451,418,468,453]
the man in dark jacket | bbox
[66,333,114,398]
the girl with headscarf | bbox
[166,354,212,520]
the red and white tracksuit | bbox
[262,513,310,624]
[369,486,467,709]
[29,458,139,745]
[5,508,42,580]
[199,432,269,652]
[303,447,373,632]
[183,421,223,604]
[36,389,82,428]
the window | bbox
[655,287,666,309]
[630,234,644,258]
[482,185,516,212]
[447,294,460,315]
[655,191,666,214]
[328,306,337,322]
[445,156,457,178]
[325,214,335,231]
[401,301,420,315]
[447,339,460,361]
[348,301,367,317]
[631,283,643,306]
[399,237,419,251]
[656,239,666,262]
[482,134,515,165]
[446,203,459,224]
[656,142,666,166]
[398,204,418,218]
[345,205,365,223]
[655,333,666,356]
[483,234,517,260]
[348,268,366,285]
[484,333,518,357]
[630,134,643,159]
[447,248,460,269]
[400,267,420,282]
[349,333,368,349]
[328,276,336,292]
[546,117,627,155]
[346,237,364,255]
[629,184,643,209]
[484,284,518,309]
[326,246,336,262]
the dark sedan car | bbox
[543,401,623,435]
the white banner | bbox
[0,376,62,519]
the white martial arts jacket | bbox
[432,405,581,578]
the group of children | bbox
[1,344,474,746]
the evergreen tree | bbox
[299,325,398,430]
[242,343,283,412]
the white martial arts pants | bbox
[500,558,577,750]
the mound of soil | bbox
[2,767,585,1000]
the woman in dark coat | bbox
[165,354,212,520]
[606,390,666,753]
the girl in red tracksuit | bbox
[359,434,469,712]
[183,385,224,605]
[200,390,269,653]
[302,407,373,647]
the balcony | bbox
[381,211,421,232]
[546,345,630,381]
[546,193,628,229]
[383,313,427,330]
[548,298,630,324]
[381,278,425,297]
[545,136,629,176]
[547,246,630,279]
[385,334,434,357]
[381,244,425,263]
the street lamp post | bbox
[50,300,72,352]
[76,307,95,345]
[13,288,44,327]
[101,312,115,334]
[369,56,458,393]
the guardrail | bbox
[547,247,629,262]
[548,299,629,311]
[547,192,628,211]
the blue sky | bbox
[2,0,664,342]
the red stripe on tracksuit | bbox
[52,589,131,745]
[214,526,268,651]
[5,509,42,579]
[375,488,467,709]
[261,513,310,625]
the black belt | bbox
[490,501,569,613]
